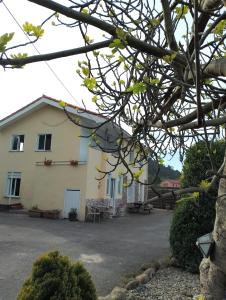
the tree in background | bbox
[1,0,226,298]
[170,140,225,274]
[181,140,226,189]
[148,158,180,185]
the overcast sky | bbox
[0,0,182,171]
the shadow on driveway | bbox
[0,209,172,300]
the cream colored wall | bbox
[102,152,148,200]
[85,147,103,201]
[84,148,148,202]
[0,103,148,220]
[0,105,88,219]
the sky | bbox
[0,0,182,171]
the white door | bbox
[64,189,80,218]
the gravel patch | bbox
[126,267,200,300]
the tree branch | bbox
[146,187,203,204]
[0,40,111,66]
[28,0,186,65]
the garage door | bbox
[64,189,80,218]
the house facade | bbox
[160,179,180,189]
[0,96,148,220]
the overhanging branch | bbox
[0,40,112,67]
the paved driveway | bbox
[0,209,171,300]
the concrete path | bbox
[0,209,171,300]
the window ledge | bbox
[4,196,20,199]
[9,150,24,152]
[35,150,52,152]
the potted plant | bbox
[28,205,43,218]
[68,208,78,221]
[70,160,78,166]
[44,159,52,166]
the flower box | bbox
[42,210,60,219]
[28,209,43,218]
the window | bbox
[129,151,134,162]
[127,182,135,203]
[11,135,24,151]
[37,134,52,151]
[106,174,111,195]
[118,176,123,194]
[6,172,21,197]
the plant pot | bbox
[69,214,77,221]
[70,160,78,166]
[44,160,52,166]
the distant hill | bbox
[148,158,181,185]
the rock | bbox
[143,267,156,279]
[125,279,139,290]
[135,273,149,284]
[110,287,127,300]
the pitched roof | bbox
[0,95,105,130]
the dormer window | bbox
[11,135,24,151]
[37,134,52,151]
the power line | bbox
[1,0,89,111]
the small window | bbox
[6,172,21,197]
[118,176,123,194]
[11,135,24,151]
[37,134,52,151]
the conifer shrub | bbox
[17,251,97,300]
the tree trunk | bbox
[200,154,226,299]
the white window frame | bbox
[11,134,24,151]
[5,172,21,198]
[37,134,52,151]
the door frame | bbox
[64,188,80,218]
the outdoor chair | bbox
[85,205,101,223]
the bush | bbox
[170,193,215,273]
[180,140,225,188]
[17,251,97,300]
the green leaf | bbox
[214,20,226,36]
[82,67,90,77]
[0,32,14,52]
[59,100,66,108]
[163,51,177,64]
[11,53,28,59]
[126,82,146,94]
[81,8,89,15]
[23,22,44,38]
[133,169,144,179]
[83,77,97,90]
[199,180,210,191]
[150,78,160,85]
[92,95,97,103]
[149,18,160,27]
[93,50,100,57]
[175,5,189,19]
[158,157,164,165]
[119,79,125,86]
